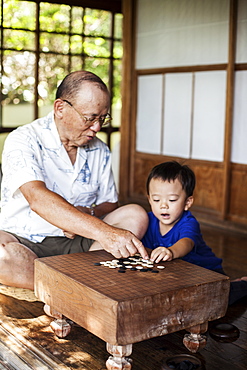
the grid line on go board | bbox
[38,253,226,300]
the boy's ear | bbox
[184,196,194,211]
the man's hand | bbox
[63,230,76,239]
[98,227,148,260]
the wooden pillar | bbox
[221,0,238,219]
[119,0,136,204]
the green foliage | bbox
[1,1,123,109]
[3,0,36,30]
[2,50,35,104]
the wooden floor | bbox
[0,224,246,370]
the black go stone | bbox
[167,360,200,370]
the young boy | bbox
[142,161,247,305]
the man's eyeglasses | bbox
[62,99,112,127]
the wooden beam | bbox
[136,64,228,75]
[221,0,238,219]
[31,0,122,13]
[119,0,136,203]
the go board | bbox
[35,250,230,345]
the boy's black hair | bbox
[146,161,196,197]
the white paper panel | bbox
[136,0,229,69]
[192,71,226,161]
[236,0,247,63]
[231,71,247,164]
[162,73,193,158]
[136,75,163,154]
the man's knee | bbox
[118,203,147,216]
[0,241,37,289]
[103,203,148,236]
[0,240,38,263]
[0,230,19,244]
[125,204,148,217]
[125,204,149,234]
[120,204,148,223]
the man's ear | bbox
[184,196,194,211]
[54,99,64,119]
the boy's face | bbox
[148,177,193,234]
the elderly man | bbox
[0,71,148,290]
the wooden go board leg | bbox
[183,322,208,353]
[50,318,72,338]
[43,304,72,338]
[106,343,133,370]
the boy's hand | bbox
[150,247,173,263]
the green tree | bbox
[1,1,122,111]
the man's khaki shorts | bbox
[8,233,94,258]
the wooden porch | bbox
[0,224,246,370]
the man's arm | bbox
[63,202,118,239]
[20,180,148,259]
[76,202,118,218]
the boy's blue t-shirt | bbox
[142,210,222,271]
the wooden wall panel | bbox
[228,163,247,224]
[192,164,224,213]
[130,155,157,199]
[129,153,225,217]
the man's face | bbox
[56,82,110,148]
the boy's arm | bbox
[169,237,194,259]
[151,237,194,262]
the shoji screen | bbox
[231,0,247,165]
[136,71,226,161]
[135,0,229,162]
[136,0,229,68]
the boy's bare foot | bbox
[231,276,247,282]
